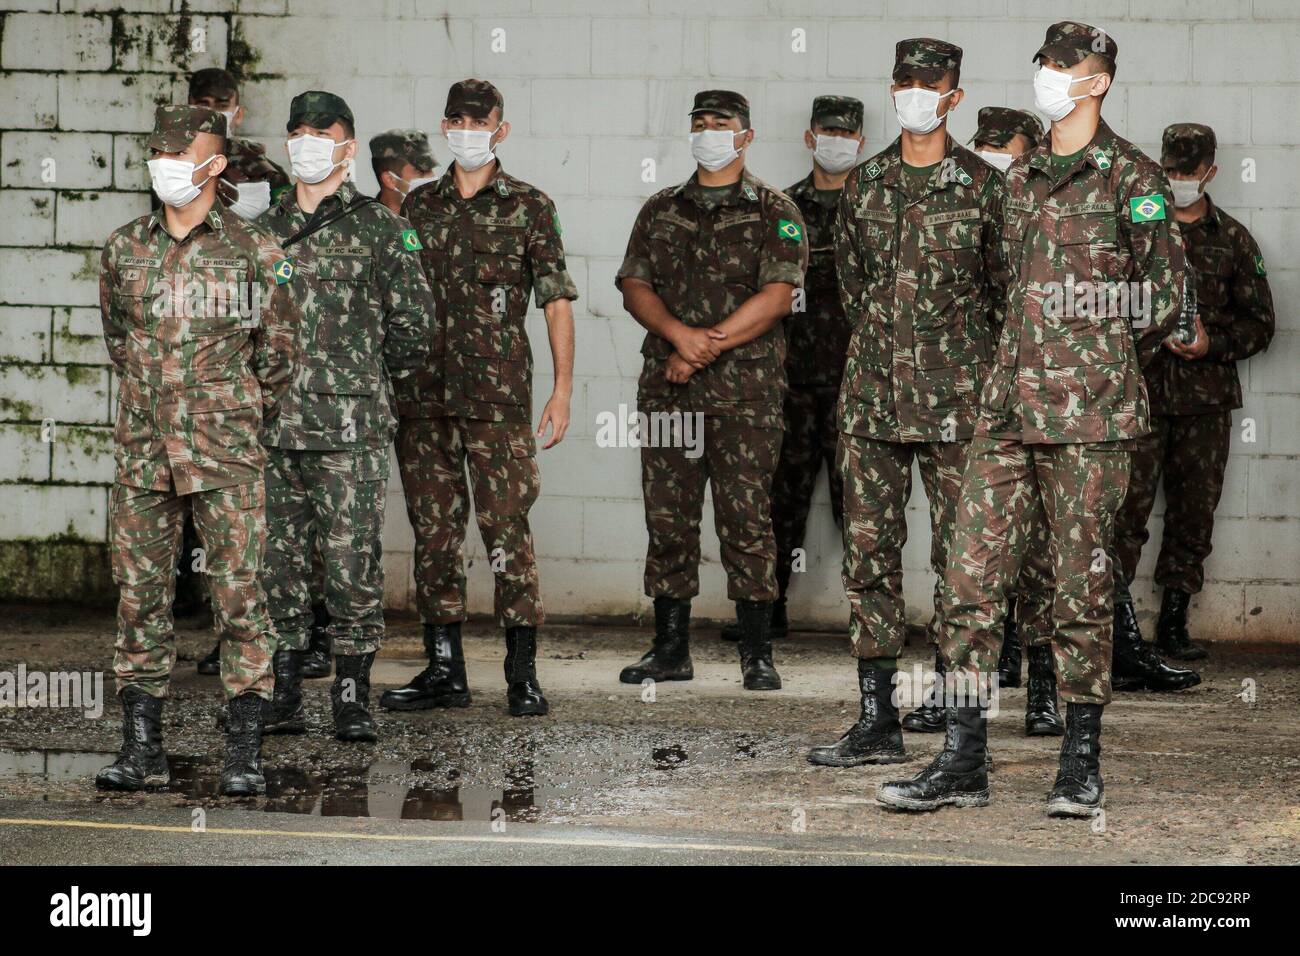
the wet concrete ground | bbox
[1,605,1297,865]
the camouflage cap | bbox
[1162,123,1217,173]
[287,90,354,133]
[188,67,238,102]
[811,95,864,132]
[892,38,962,83]
[445,79,503,120]
[147,104,226,152]
[970,107,1044,148]
[1033,21,1118,67]
[689,90,751,126]
[369,128,437,171]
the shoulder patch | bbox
[741,183,759,202]
[1091,148,1111,171]
[272,258,295,284]
[400,228,422,251]
[777,219,803,242]
[864,161,883,180]
[1255,254,1267,277]
[954,166,973,187]
[1129,194,1166,223]
[271,184,292,204]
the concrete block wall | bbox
[1,1,1297,640]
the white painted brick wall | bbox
[0,1,1296,640]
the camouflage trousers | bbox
[1114,411,1231,600]
[396,416,542,628]
[110,481,275,700]
[772,385,844,596]
[263,446,388,656]
[939,438,1131,705]
[642,415,782,602]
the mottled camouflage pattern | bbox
[840,434,965,659]
[111,482,275,700]
[811,95,863,132]
[979,120,1187,444]
[771,386,843,596]
[259,180,434,450]
[1145,198,1274,415]
[263,446,389,654]
[100,204,298,493]
[1161,123,1216,174]
[834,135,1006,442]
[940,438,1131,705]
[618,169,808,429]
[396,418,541,626]
[445,79,503,119]
[370,128,437,170]
[399,163,577,423]
[642,419,783,601]
[971,107,1043,149]
[1033,20,1117,67]
[689,89,750,124]
[147,104,225,152]
[1114,410,1231,598]
[785,174,851,388]
[892,37,962,82]
[216,137,291,208]
[287,89,353,132]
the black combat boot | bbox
[220,693,267,796]
[736,599,781,690]
[1046,702,1104,817]
[301,602,333,679]
[901,649,947,732]
[196,640,221,676]
[1155,588,1207,661]
[620,597,694,683]
[807,660,906,766]
[331,652,378,742]
[1024,644,1065,736]
[997,597,1023,688]
[1113,601,1201,692]
[264,649,306,735]
[95,686,169,791]
[380,622,471,711]
[720,596,788,642]
[877,707,989,811]
[504,626,549,717]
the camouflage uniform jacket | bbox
[784,172,852,389]
[617,169,808,428]
[834,135,1007,442]
[981,119,1188,444]
[1145,195,1274,415]
[216,137,292,207]
[99,203,299,494]
[259,180,434,451]
[398,162,578,423]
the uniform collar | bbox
[147,202,225,236]
[678,167,761,206]
[436,160,512,199]
[276,178,357,215]
[877,134,971,196]
[1027,117,1118,183]
[1180,192,1222,234]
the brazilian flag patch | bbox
[778,219,803,242]
[272,258,294,284]
[1255,254,1267,277]
[401,229,422,252]
[1129,194,1166,223]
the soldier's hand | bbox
[665,352,697,384]
[673,325,726,367]
[1167,314,1209,361]
[536,391,571,449]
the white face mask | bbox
[893,87,955,135]
[812,134,861,174]
[977,149,1015,173]
[446,128,498,172]
[228,180,271,220]
[392,173,439,197]
[1169,169,1211,208]
[147,154,217,208]
[220,109,238,133]
[690,128,746,172]
[287,133,351,184]
[1033,65,1101,122]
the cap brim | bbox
[971,129,1013,147]
[815,114,861,131]
[147,130,196,152]
[1033,42,1087,66]
[892,65,948,83]
[688,107,738,118]
[288,111,348,132]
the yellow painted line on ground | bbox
[0,816,1007,865]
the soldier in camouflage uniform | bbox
[808,41,1012,768]
[880,23,1189,817]
[258,91,434,743]
[1112,123,1275,667]
[370,128,439,216]
[380,80,577,718]
[614,90,808,692]
[96,105,298,796]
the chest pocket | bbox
[1056,210,1120,282]
[192,269,253,336]
[1002,207,1030,278]
[1190,247,1234,312]
[472,224,526,286]
[315,255,373,283]
[711,214,761,288]
[854,205,895,264]
[923,211,982,288]
[114,270,156,328]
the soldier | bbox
[258,91,434,742]
[379,79,577,718]
[370,128,439,215]
[1112,123,1274,668]
[614,89,808,691]
[879,22,1188,817]
[807,41,1015,768]
[719,95,863,646]
[95,105,297,795]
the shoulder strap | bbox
[281,194,379,249]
